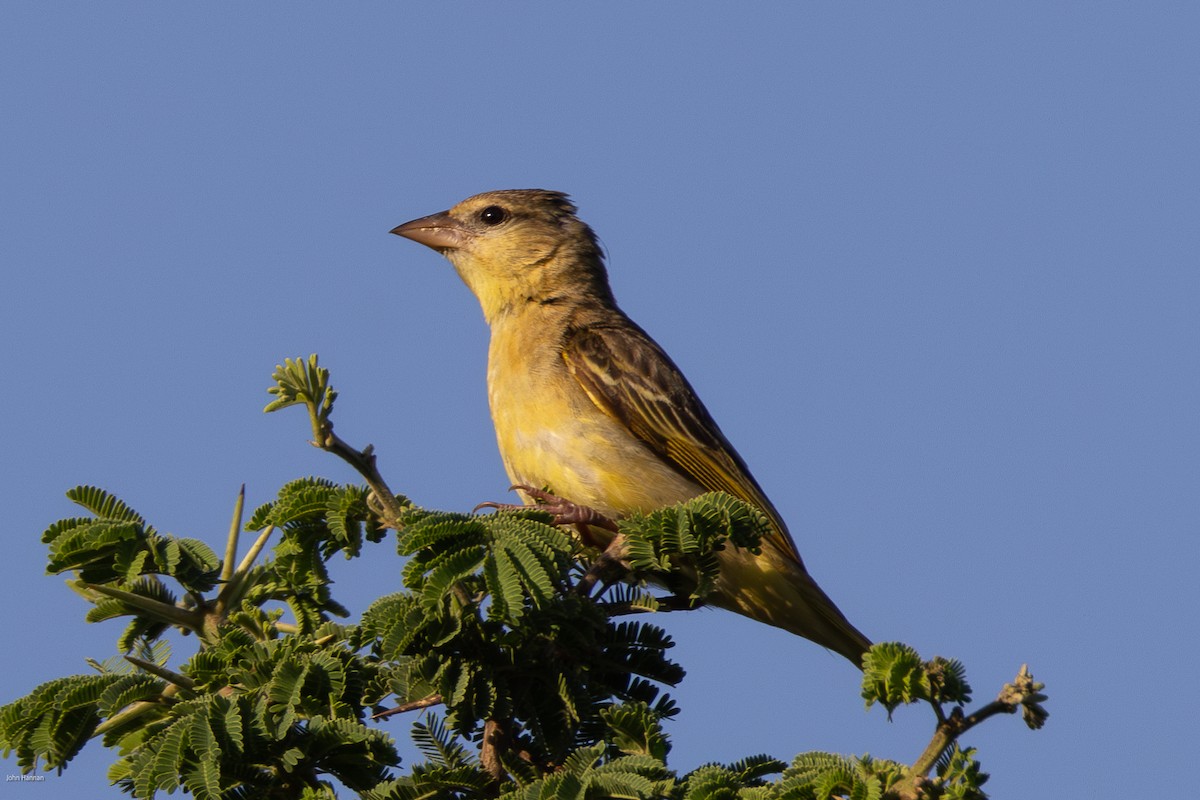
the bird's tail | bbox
[711,544,871,667]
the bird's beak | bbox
[390,211,470,253]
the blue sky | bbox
[2,3,1196,797]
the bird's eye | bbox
[478,205,509,226]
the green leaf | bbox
[410,716,471,768]
[601,702,670,761]
[65,486,146,525]
[935,744,989,800]
[265,355,337,418]
[267,658,309,737]
[147,716,188,792]
[99,674,164,718]
[861,642,930,716]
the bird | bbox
[391,189,870,667]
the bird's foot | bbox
[474,485,620,533]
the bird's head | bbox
[392,189,614,322]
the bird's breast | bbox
[486,318,701,518]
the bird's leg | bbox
[474,485,620,534]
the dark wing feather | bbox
[561,316,803,563]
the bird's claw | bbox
[473,486,628,597]
[474,485,620,533]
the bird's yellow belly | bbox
[489,381,701,519]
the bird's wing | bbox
[562,318,803,563]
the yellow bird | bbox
[392,190,870,666]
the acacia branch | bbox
[480,718,507,785]
[125,656,196,690]
[892,664,1047,800]
[601,594,702,616]
[372,693,443,721]
[315,424,408,529]
[267,355,407,528]
[575,532,630,596]
[92,682,183,738]
[82,583,204,632]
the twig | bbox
[83,583,203,631]
[372,693,443,721]
[892,665,1047,799]
[575,532,630,597]
[269,357,407,528]
[124,656,196,690]
[92,683,182,737]
[316,425,407,529]
[601,595,701,616]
